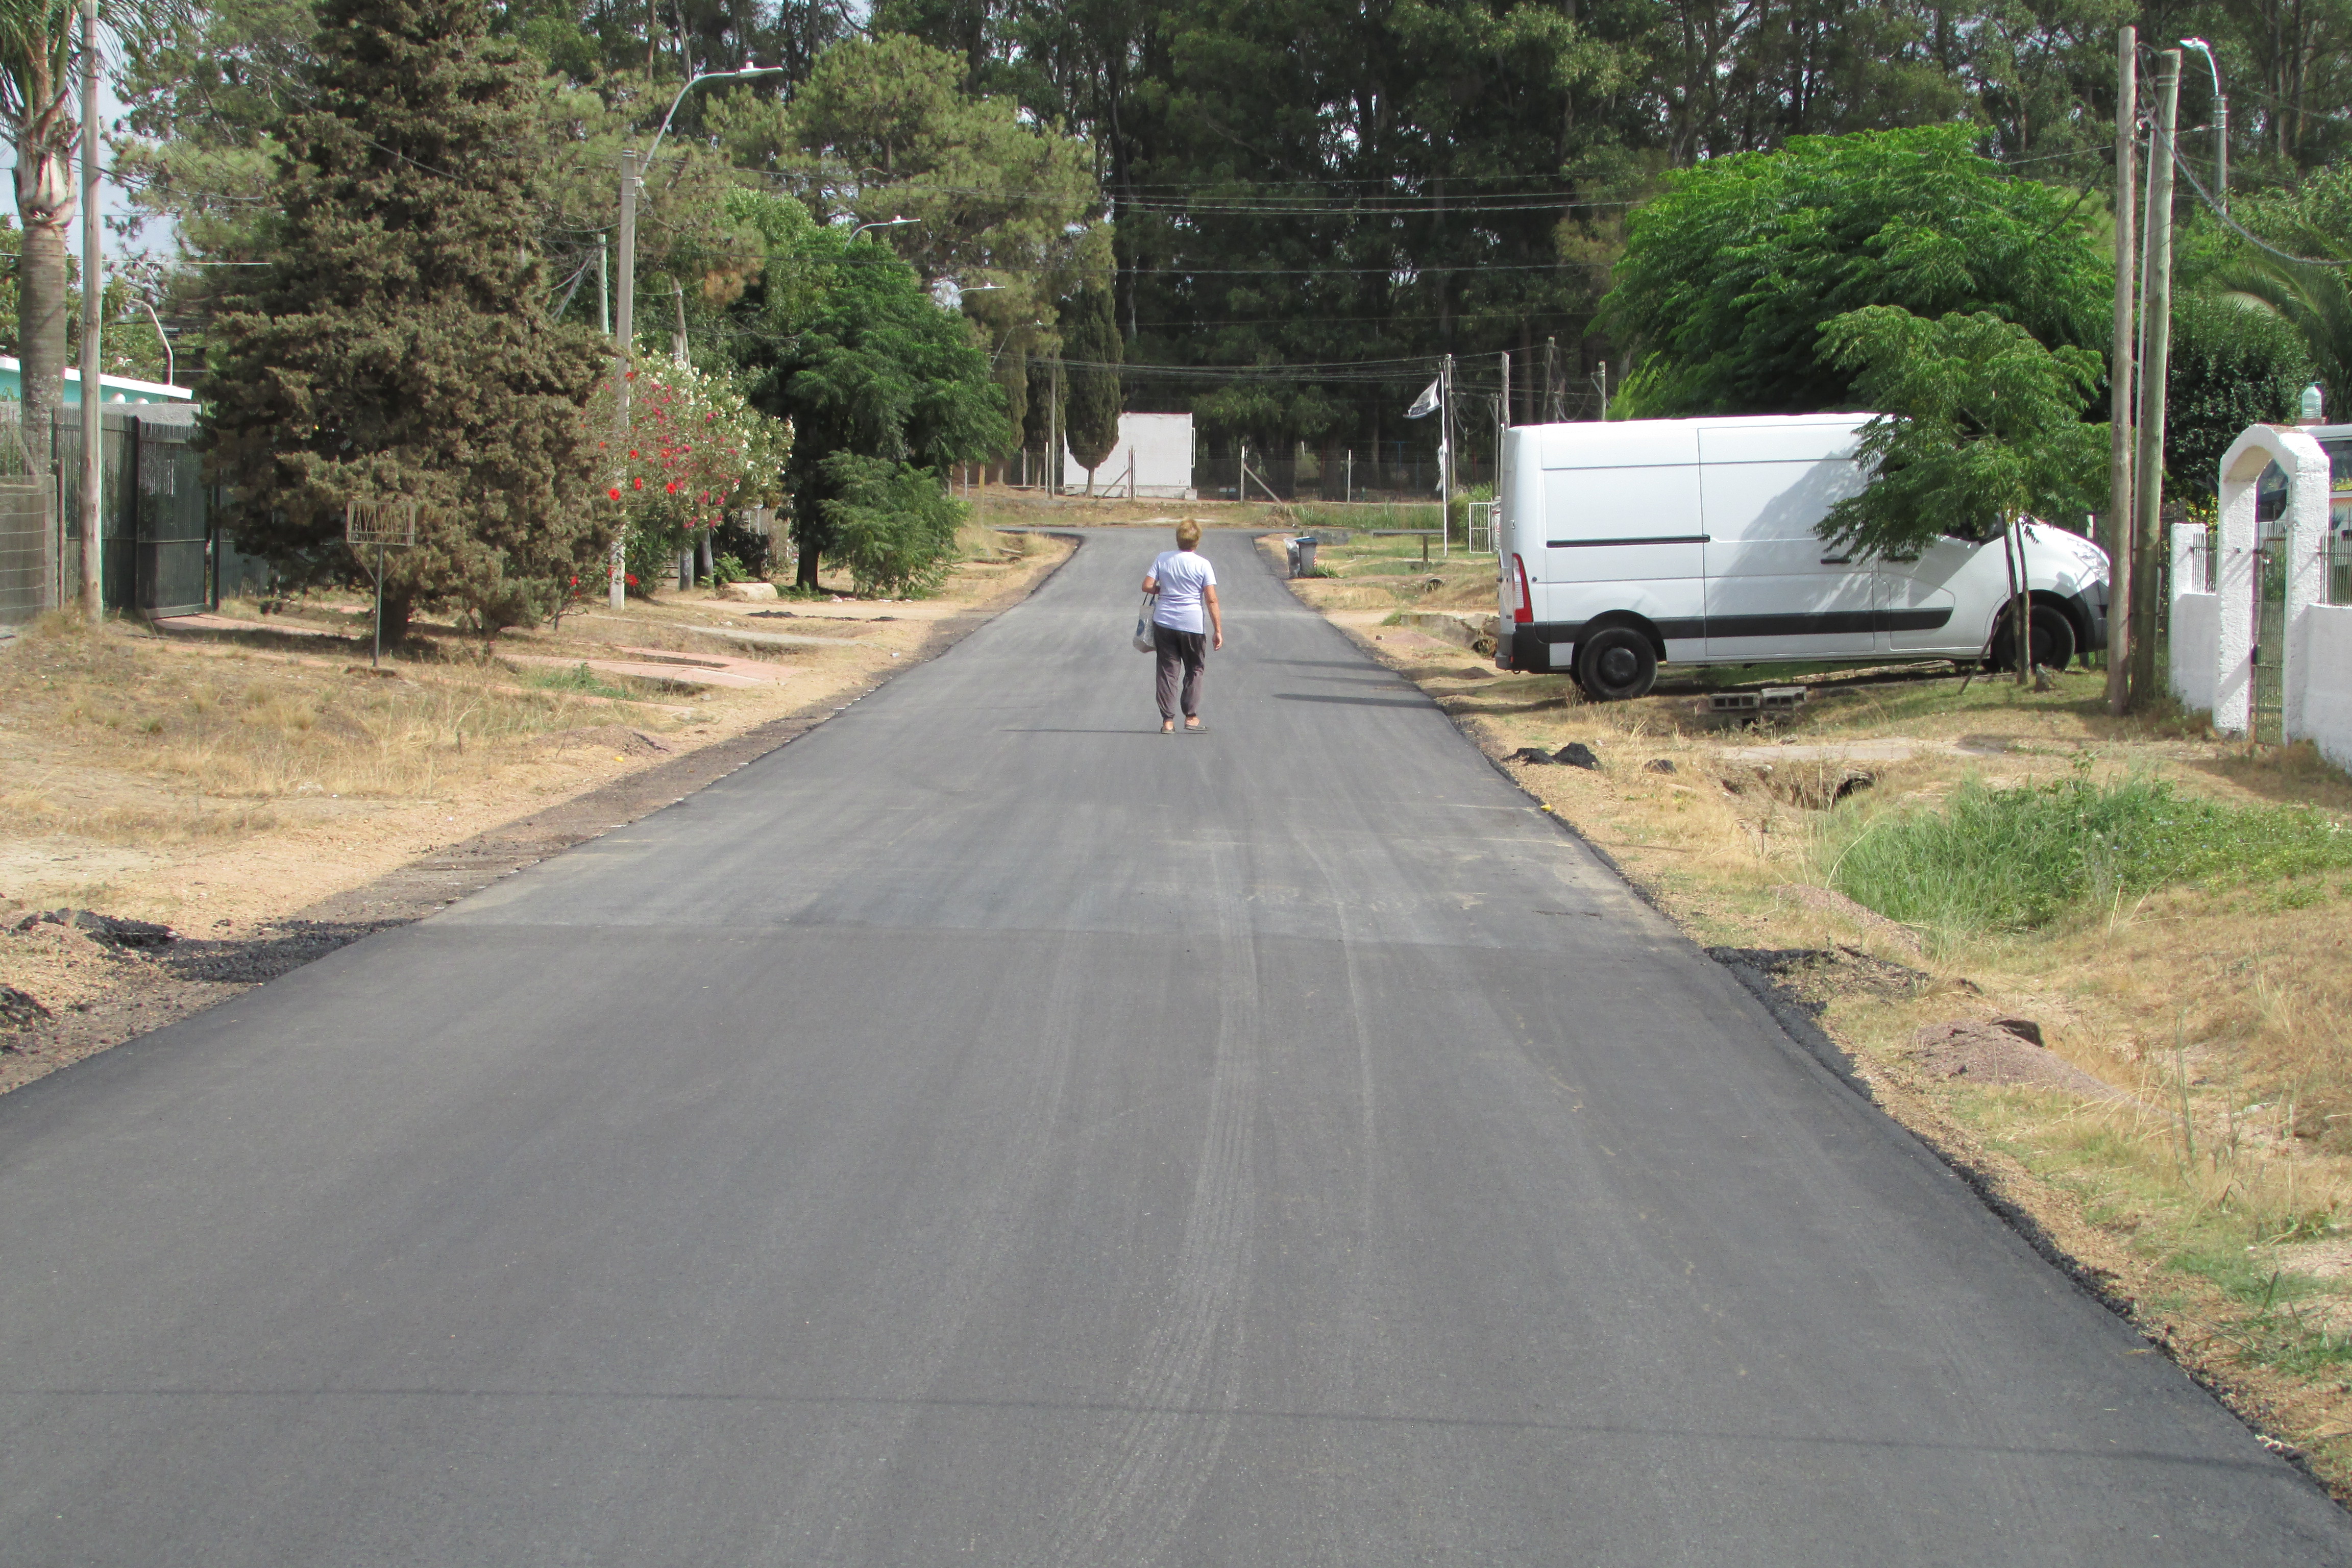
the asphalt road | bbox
[3,529,2346,1565]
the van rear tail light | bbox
[1510,554,1533,624]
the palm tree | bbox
[0,0,179,482]
[2220,164,2352,412]
[0,0,84,481]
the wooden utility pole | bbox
[2106,27,2137,716]
[2128,49,2180,708]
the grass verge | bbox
[1284,527,2352,1497]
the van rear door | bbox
[1536,422,1704,659]
[1698,423,1874,659]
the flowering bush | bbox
[589,363,791,591]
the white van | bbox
[1494,414,2112,699]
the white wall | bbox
[1067,412,1195,499]
[2296,605,2352,771]
[2170,522,2217,714]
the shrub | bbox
[816,453,964,596]
[1822,775,2352,933]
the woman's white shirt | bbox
[1149,550,1216,633]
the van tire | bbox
[1990,604,2077,673]
[1576,627,1658,701]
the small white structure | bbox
[1065,412,1194,499]
[2170,422,2352,766]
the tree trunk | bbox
[14,128,72,489]
[796,542,821,590]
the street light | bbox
[2181,36,2227,214]
[607,62,788,609]
[850,216,918,241]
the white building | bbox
[1065,412,1194,499]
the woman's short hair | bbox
[1175,519,1203,550]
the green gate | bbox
[2253,537,2287,745]
[57,407,209,617]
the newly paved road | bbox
[2,530,2345,1565]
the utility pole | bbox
[77,0,100,616]
[1440,354,1455,550]
[2129,49,2181,708]
[605,65,784,610]
[608,149,638,610]
[1048,359,1062,498]
[2106,27,2138,717]
[598,238,610,336]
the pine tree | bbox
[1060,283,1121,489]
[203,0,605,639]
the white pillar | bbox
[2212,424,2331,737]
[2283,436,2332,744]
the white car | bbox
[1493,414,2112,699]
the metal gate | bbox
[56,406,209,618]
[2253,536,2287,744]
[0,479,49,625]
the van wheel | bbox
[1576,627,1657,701]
[1990,605,2077,672]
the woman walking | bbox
[1142,519,1222,733]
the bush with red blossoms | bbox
[588,363,791,593]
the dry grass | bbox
[1305,575,2352,1490]
[0,615,666,845]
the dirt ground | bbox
[0,526,1073,1096]
[1277,529,2352,1502]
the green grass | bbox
[1821,773,2352,933]
[526,662,634,700]
[1291,502,1444,533]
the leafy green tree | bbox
[1815,306,2108,558]
[1061,282,1121,483]
[1606,125,2110,417]
[817,450,966,596]
[2217,163,2352,416]
[2165,291,2312,506]
[721,189,1009,590]
[203,0,607,640]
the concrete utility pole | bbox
[2106,27,2137,716]
[606,64,786,611]
[77,0,100,616]
[598,238,609,336]
[2129,49,2182,708]
[1439,354,1455,545]
[608,149,637,610]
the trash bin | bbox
[1293,536,1318,576]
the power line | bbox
[2147,117,2351,268]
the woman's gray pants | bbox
[1152,623,1208,719]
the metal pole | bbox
[598,238,610,336]
[608,150,638,611]
[2130,50,2181,709]
[1440,355,1454,557]
[373,540,384,669]
[77,0,100,615]
[2216,93,2228,214]
[2107,28,2137,716]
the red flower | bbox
[632,477,644,490]
[625,573,640,586]
[628,449,639,458]
[607,486,621,500]
[665,481,679,493]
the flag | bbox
[1404,378,1440,419]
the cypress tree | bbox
[203,0,605,639]
[1061,284,1122,488]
